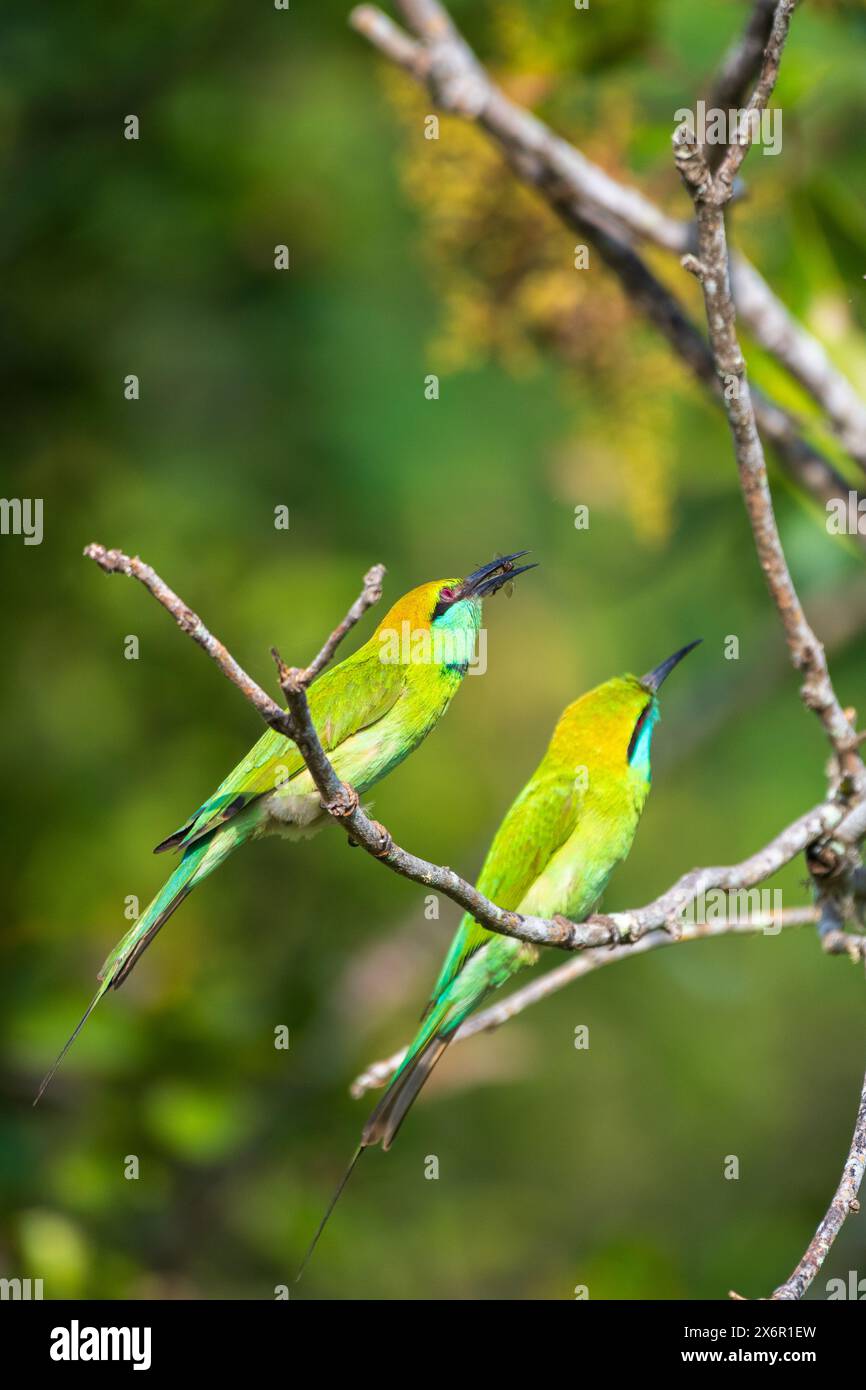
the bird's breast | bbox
[521,795,642,921]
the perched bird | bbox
[36,552,535,1103]
[299,639,700,1274]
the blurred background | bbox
[2,0,866,1300]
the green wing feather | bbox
[156,643,407,853]
[427,759,584,1004]
[363,760,585,1150]
[38,639,413,1105]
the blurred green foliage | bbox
[2,0,866,1300]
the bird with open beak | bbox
[36,552,536,1103]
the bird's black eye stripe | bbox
[627,701,653,762]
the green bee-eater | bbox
[300,639,699,1273]
[36,552,536,1102]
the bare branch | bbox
[770,1065,866,1300]
[84,543,296,737]
[81,543,663,953]
[351,908,820,1098]
[275,665,848,955]
[295,563,385,685]
[672,2,863,791]
[714,0,796,198]
[564,218,862,527]
[83,7,866,1298]
[705,0,779,130]
[351,2,866,475]
[351,4,428,79]
[671,0,866,1303]
[83,545,386,738]
[729,256,866,471]
[84,546,858,960]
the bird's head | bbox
[373,552,536,671]
[554,640,701,779]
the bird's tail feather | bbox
[362,1037,450,1151]
[34,837,214,1105]
[32,979,113,1107]
[102,883,192,991]
[362,1011,455,1152]
[295,1145,365,1284]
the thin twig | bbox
[350,907,820,1097]
[271,660,850,954]
[714,0,795,198]
[84,544,296,736]
[674,0,866,1302]
[672,1,863,791]
[705,0,779,135]
[83,544,385,730]
[299,564,385,684]
[84,545,855,957]
[770,1065,866,1299]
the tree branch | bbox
[770,1064,866,1300]
[673,1,863,792]
[350,1,866,480]
[704,0,779,136]
[350,907,821,1098]
[86,542,866,1300]
[264,654,856,957]
[344,0,866,1301]
[84,545,861,958]
[295,565,386,684]
[82,544,384,737]
[714,0,795,198]
[672,0,866,1303]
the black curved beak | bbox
[641,638,702,692]
[463,550,537,599]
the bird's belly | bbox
[260,718,411,839]
[261,783,325,841]
[520,827,623,922]
[520,857,597,920]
